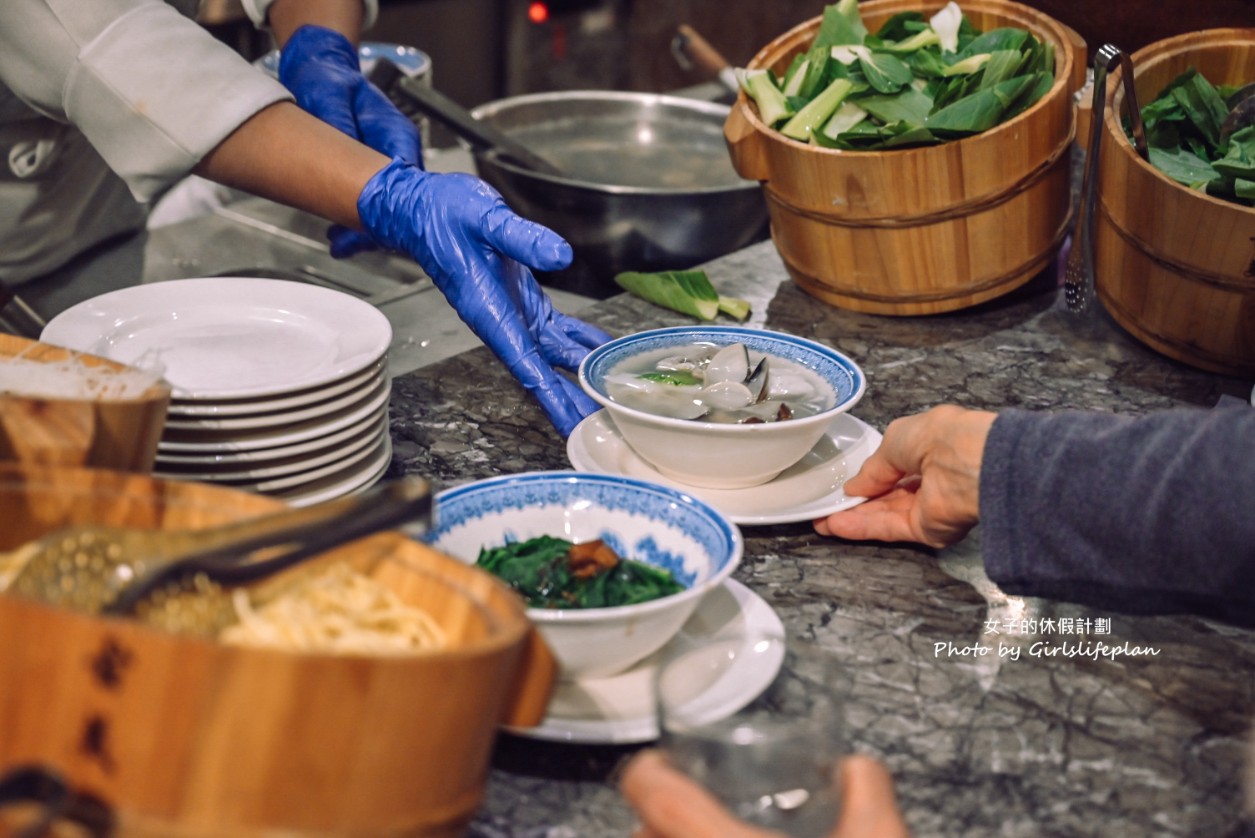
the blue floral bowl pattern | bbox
[581,325,864,411]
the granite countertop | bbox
[385,240,1255,838]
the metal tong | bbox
[0,765,113,838]
[1063,44,1148,313]
[101,476,433,619]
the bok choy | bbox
[738,0,1056,150]
[1133,68,1255,207]
[615,270,751,321]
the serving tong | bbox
[0,765,112,838]
[6,476,432,637]
[1064,44,1148,314]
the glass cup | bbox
[654,631,846,838]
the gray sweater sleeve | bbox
[979,402,1255,626]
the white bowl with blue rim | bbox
[579,325,866,489]
[427,471,743,680]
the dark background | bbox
[204,0,1254,144]
[624,0,1253,91]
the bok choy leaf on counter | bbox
[615,270,751,321]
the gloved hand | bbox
[279,24,421,257]
[358,159,611,436]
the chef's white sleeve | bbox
[0,0,293,202]
[239,0,380,32]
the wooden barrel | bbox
[0,463,556,837]
[1094,29,1255,377]
[725,0,1085,315]
[0,335,170,473]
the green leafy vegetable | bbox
[813,0,868,49]
[615,270,752,321]
[1134,68,1255,208]
[738,68,793,126]
[735,0,1055,151]
[782,78,856,140]
[475,536,684,609]
[640,370,702,386]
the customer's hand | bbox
[357,159,610,436]
[279,24,421,256]
[815,405,996,548]
[620,749,910,838]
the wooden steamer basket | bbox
[1094,29,1255,377]
[0,463,557,837]
[725,0,1086,315]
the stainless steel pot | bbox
[467,91,769,298]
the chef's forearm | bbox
[192,101,387,231]
[267,0,366,47]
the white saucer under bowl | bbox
[505,579,783,745]
[567,411,881,526]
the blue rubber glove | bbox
[279,24,421,257]
[358,159,611,436]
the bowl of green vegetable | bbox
[427,471,743,679]
[1093,28,1255,378]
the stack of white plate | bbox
[41,277,394,506]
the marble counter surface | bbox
[385,240,1255,838]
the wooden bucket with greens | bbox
[725,0,1084,315]
[1094,28,1255,377]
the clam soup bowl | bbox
[427,471,743,680]
[579,325,866,489]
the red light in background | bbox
[527,2,550,24]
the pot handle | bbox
[724,101,771,183]
[497,624,559,728]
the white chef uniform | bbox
[0,0,376,286]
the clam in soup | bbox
[603,342,832,423]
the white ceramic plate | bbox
[180,427,390,494]
[567,411,882,526]
[162,373,388,433]
[166,360,385,417]
[505,579,784,745]
[154,416,387,481]
[274,437,393,507]
[158,382,391,454]
[41,278,391,400]
[153,408,388,466]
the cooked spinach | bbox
[736,0,1054,150]
[476,535,685,609]
[1133,68,1255,207]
